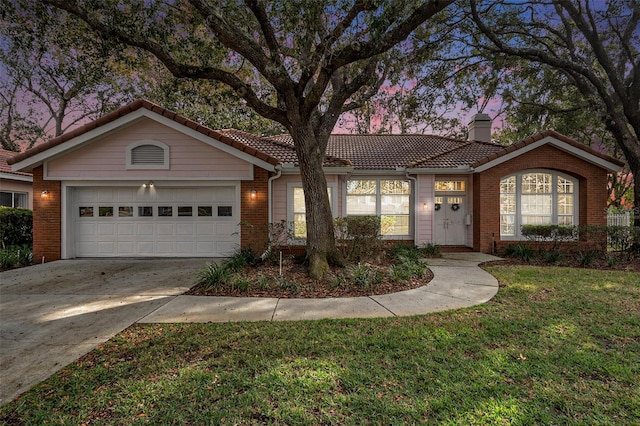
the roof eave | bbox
[472,135,624,173]
[406,166,474,174]
[0,171,33,182]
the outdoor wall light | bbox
[250,189,257,199]
[143,181,154,188]
[41,190,49,197]
[423,202,428,210]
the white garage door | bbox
[73,186,239,257]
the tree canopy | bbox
[40,0,454,277]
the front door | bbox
[434,195,466,245]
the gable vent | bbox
[131,144,165,165]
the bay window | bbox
[500,171,577,238]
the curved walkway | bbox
[139,252,502,323]
[1,253,500,404]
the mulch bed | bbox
[187,252,638,299]
[186,257,435,299]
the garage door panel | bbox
[137,223,154,235]
[97,223,115,236]
[97,241,115,255]
[176,223,194,236]
[74,186,239,257]
[157,223,174,236]
[156,241,174,254]
[117,223,135,236]
[77,223,97,238]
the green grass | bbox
[2,266,639,424]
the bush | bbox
[0,245,33,270]
[335,216,382,261]
[504,243,534,262]
[347,263,382,288]
[198,262,233,289]
[418,243,441,257]
[576,249,600,266]
[0,207,32,248]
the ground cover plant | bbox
[2,266,638,424]
[188,240,437,298]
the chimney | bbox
[468,113,492,142]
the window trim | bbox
[287,182,338,241]
[345,178,412,238]
[500,170,579,240]
[0,190,29,208]
[126,140,170,170]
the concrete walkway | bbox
[0,252,500,405]
[139,252,501,323]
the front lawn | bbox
[2,266,639,424]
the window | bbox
[79,207,94,217]
[346,179,411,236]
[0,191,28,208]
[288,185,335,239]
[435,181,465,192]
[138,206,153,217]
[198,206,213,217]
[158,206,173,217]
[99,207,113,217]
[118,206,133,217]
[500,171,577,238]
[178,206,193,216]
[126,141,170,169]
[217,206,233,217]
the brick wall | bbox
[473,144,609,253]
[240,165,270,254]
[32,166,62,262]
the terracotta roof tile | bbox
[0,148,32,177]
[8,99,624,172]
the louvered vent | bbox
[131,144,165,165]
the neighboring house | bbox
[1,148,33,209]
[8,99,624,262]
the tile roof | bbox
[7,99,624,172]
[0,148,32,178]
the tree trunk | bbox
[289,124,342,279]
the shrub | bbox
[576,249,600,267]
[0,207,32,248]
[198,262,233,289]
[0,245,33,270]
[347,263,381,288]
[335,216,382,261]
[541,250,561,263]
[418,243,441,257]
[504,243,534,262]
[388,243,420,263]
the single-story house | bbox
[1,148,33,209]
[8,99,624,262]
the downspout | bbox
[405,170,418,247]
[268,165,283,224]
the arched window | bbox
[500,170,578,238]
[126,141,170,169]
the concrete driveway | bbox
[0,258,213,405]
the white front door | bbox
[434,195,466,245]
[72,186,239,257]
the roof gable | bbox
[472,130,624,173]
[9,100,280,173]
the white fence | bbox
[607,212,632,227]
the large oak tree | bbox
[41,0,454,277]
[469,0,640,225]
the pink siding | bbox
[271,174,341,223]
[46,118,253,179]
[415,174,435,246]
[0,179,33,209]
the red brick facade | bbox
[32,166,62,262]
[473,144,609,253]
[240,165,270,254]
